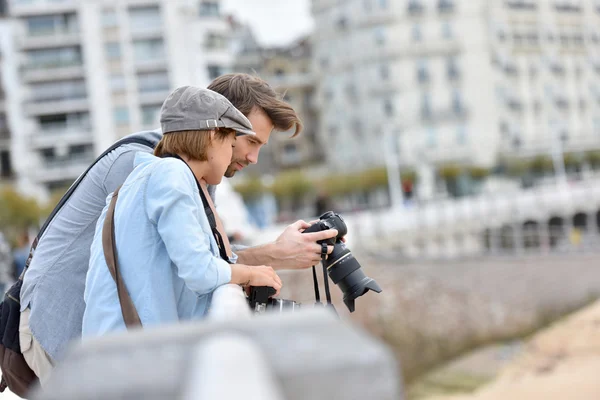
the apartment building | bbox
[6,0,232,198]
[0,8,14,184]
[231,22,323,174]
[311,0,600,191]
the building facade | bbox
[231,20,323,175]
[0,19,14,184]
[311,0,600,197]
[5,0,233,198]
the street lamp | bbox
[383,127,404,209]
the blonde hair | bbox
[154,129,235,161]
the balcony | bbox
[505,0,537,10]
[29,124,92,149]
[134,57,167,73]
[24,97,88,116]
[554,2,582,13]
[19,29,80,50]
[129,25,163,40]
[10,0,77,17]
[35,153,95,184]
[21,60,84,82]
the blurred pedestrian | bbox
[0,232,12,294]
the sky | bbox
[221,0,314,47]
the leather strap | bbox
[102,186,142,328]
[198,180,233,260]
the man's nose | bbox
[247,148,259,164]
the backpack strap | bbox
[20,136,156,278]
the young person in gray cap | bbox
[15,74,338,385]
[83,87,282,338]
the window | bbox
[110,74,126,92]
[113,107,129,125]
[417,60,429,83]
[199,1,220,17]
[364,0,372,12]
[282,143,301,164]
[427,127,436,147]
[456,125,467,145]
[205,33,227,49]
[383,98,394,116]
[0,150,12,178]
[141,105,161,126]
[379,0,388,8]
[26,46,82,69]
[69,144,93,157]
[26,13,78,36]
[442,21,452,39]
[374,26,386,45]
[102,9,118,28]
[137,71,169,93]
[129,5,161,32]
[207,65,223,80]
[30,79,86,102]
[421,93,431,119]
[412,24,422,41]
[133,39,165,62]
[380,64,389,80]
[104,42,121,60]
[452,90,463,114]
[447,57,459,80]
[38,112,89,131]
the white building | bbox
[5,0,233,198]
[0,17,15,184]
[311,0,600,198]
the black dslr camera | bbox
[247,211,381,314]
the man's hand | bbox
[271,220,338,270]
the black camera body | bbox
[248,286,300,315]
[303,211,381,312]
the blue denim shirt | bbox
[82,152,234,337]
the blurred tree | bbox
[438,164,462,180]
[41,186,70,217]
[0,187,41,241]
[272,170,314,204]
[232,175,267,202]
[468,166,490,180]
[585,150,600,169]
[530,155,553,175]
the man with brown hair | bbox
[15,74,337,384]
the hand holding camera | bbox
[248,211,382,314]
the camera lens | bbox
[324,244,381,312]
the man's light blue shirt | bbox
[83,152,234,337]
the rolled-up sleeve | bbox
[144,161,231,295]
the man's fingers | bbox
[290,220,311,230]
[327,245,334,255]
[303,229,338,243]
[307,219,319,225]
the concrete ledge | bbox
[32,309,402,400]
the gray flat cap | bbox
[160,86,255,136]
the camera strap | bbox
[312,242,335,311]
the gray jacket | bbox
[20,130,170,361]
